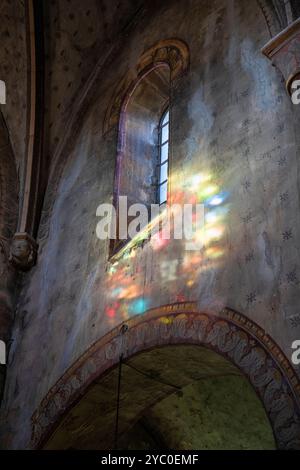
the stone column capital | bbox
[262,17,300,94]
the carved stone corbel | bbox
[262,17,300,95]
[9,233,38,272]
[11,0,45,271]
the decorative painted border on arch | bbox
[31,303,300,450]
[103,38,189,135]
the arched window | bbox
[157,108,169,205]
[0,80,6,104]
[119,65,170,210]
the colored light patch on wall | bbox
[128,298,149,315]
[102,165,230,321]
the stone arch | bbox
[37,38,189,245]
[103,38,189,135]
[31,303,300,450]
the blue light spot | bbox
[129,298,149,315]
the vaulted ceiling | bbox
[43,0,144,161]
[44,345,275,450]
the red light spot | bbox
[106,307,115,318]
